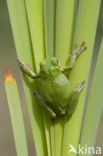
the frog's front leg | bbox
[34,91,56,119]
[67,80,85,115]
[63,42,87,73]
[17,59,40,79]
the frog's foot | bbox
[17,59,40,79]
[25,63,32,70]
[75,80,86,92]
[69,41,87,59]
[17,59,32,70]
[65,42,87,70]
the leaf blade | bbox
[5,70,28,156]
[44,0,56,57]
[6,0,47,155]
[80,38,103,156]
[62,1,101,156]
[54,1,77,156]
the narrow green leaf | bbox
[25,0,45,72]
[80,39,103,156]
[6,0,47,156]
[24,1,52,156]
[62,1,101,156]
[42,114,51,156]
[44,1,57,155]
[54,1,77,156]
[54,117,64,156]
[44,0,56,56]
[55,0,77,65]
[50,120,56,156]
[5,70,28,156]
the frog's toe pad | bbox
[76,80,86,92]
[72,41,87,56]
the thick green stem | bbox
[5,72,28,156]
[62,1,101,156]
[25,0,45,71]
[44,0,56,57]
[55,0,77,65]
[80,38,103,156]
[6,0,47,156]
[54,1,77,156]
[44,1,57,155]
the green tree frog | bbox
[18,42,87,118]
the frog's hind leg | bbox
[67,80,85,115]
[17,59,40,79]
[34,91,56,119]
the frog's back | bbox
[37,72,71,115]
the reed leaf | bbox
[5,70,28,156]
[25,1,53,155]
[80,38,103,156]
[44,1,58,156]
[54,1,77,156]
[55,0,77,65]
[44,0,56,57]
[25,0,45,71]
[62,1,101,156]
[6,0,47,155]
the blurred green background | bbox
[0,0,103,156]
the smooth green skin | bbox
[37,57,80,117]
[18,43,86,118]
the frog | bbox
[17,41,87,118]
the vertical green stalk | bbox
[6,0,47,156]
[55,0,77,65]
[5,70,28,156]
[25,0,45,71]
[54,1,77,156]
[80,38,103,156]
[54,117,64,156]
[44,1,57,156]
[50,120,56,156]
[44,0,56,56]
[24,1,52,156]
[62,1,101,156]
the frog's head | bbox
[40,57,60,75]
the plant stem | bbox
[80,38,103,156]
[44,0,56,57]
[6,0,47,155]
[54,1,77,156]
[62,1,101,156]
[55,0,77,65]
[50,119,55,156]
[25,0,45,71]
[5,70,28,156]
[44,1,57,155]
